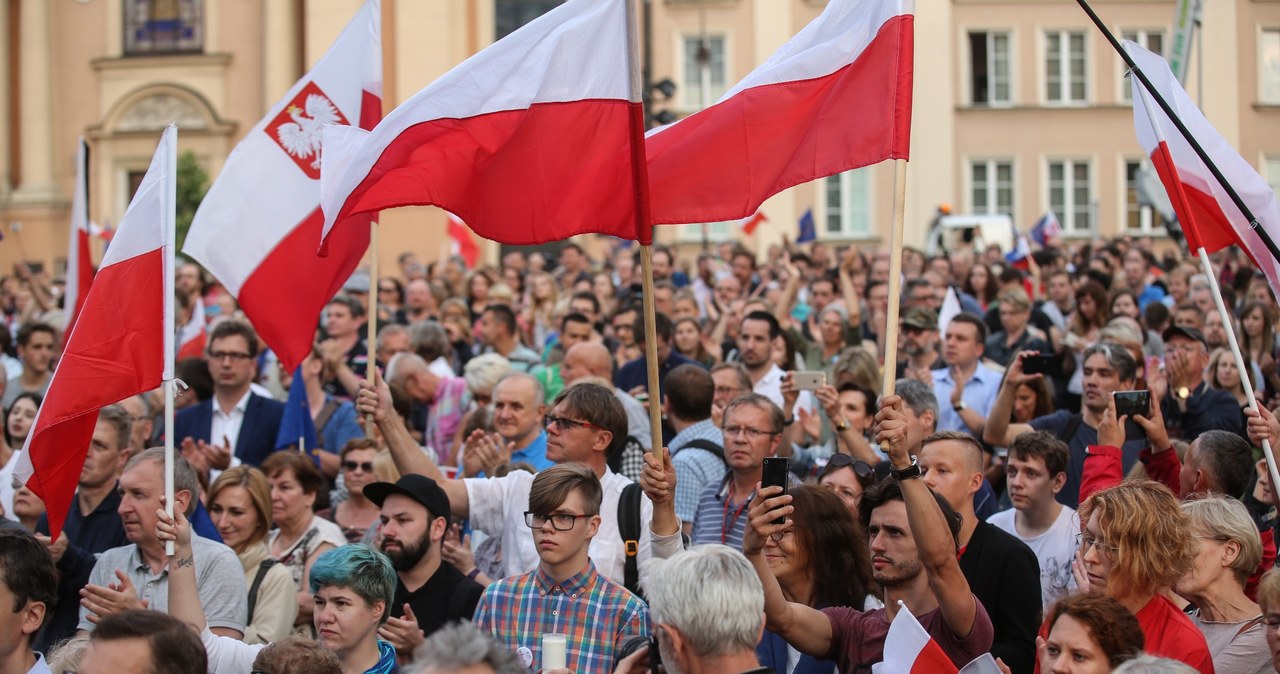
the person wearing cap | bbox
[984,288,1051,370]
[364,474,483,660]
[895,306,944,382]
[1156,325,1245,441]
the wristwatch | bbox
[953,401,967,412]
[835,418,850,431]
[891,455,923,481]
[1176,386,1191,400]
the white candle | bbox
[542,633,568,671]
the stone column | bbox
[12,0,56,203]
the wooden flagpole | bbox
[163,126,178,556]
[362,0,395,439]
[880,159,908,397]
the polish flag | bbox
[646,0,913,225]
[446,213,480,269]
[741,210,767,236]
[1127,40,1280,299]
[64,138,94,338]
[183,0,381,372]
[176,295,206,360]
[17,126,176,539]
[872,602,959,674]
[319,0,650,249]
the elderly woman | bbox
[1073,480,1213,673]
[1175,496,1270,674]
[207,466,298,644]
[754,486,878,674]
[1038,594,1145,673]
[263,451,347,637]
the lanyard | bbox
[721,484,752,545]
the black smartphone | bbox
[650,635,663,674]
[1113,390,1151,419]
[1022,354,1056,375]
[761,457,791,525]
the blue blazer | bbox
[757,628,834,674]
[174,394,286,467]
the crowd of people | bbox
[3,233,1280,674]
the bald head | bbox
[561,342,613,386]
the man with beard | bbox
[363,474,483,660]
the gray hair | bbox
[408,320,451,362]
[1113,655,1198,674]
[124,448,199,516]
[96,404,133,455]
[385,352,430,389]
[1182,495,1263,586]
[464,354,514,397]
[722,393,784,434]
[1082,342,1139,382]
[376,323,410,353]
[646,546,764,658]
[894,378,938,419]
[406,622,526,674]
[494,372,545,405]
[818,304,848,323]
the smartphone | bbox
[761,457,791,525]
[1113,390,1151,419]
[1021,354,1055,375]
[649,635,663,674]
[791,371,826,391]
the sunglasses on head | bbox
[826,453,875,479]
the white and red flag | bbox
[645,0,913,224]
[446,213,480,269]
[1126,40,1280,297]
[176,295,206,360]
[872,602,959,674]
[319,0,651,248]
[183,0,381,372]
[17,125,176,539]
[64,137,94,338]
[741,210,767,236]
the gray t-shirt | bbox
[78,535,247,633]
[2,374,50,410]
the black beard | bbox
[381,535,429,571]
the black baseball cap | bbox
[363,474,451,522]
[1162,324,1208,348]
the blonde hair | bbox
[1182,496,1263,586]
[1259,568,1280,614]
[207,466,273,550]
[1078,479,1196,596]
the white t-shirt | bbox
[988,505,1079,609]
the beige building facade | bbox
[0,0,1276,284]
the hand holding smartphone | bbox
[761,457,791,525]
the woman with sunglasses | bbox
[816,453,876,513]
[755,485,878,674]
[322,439,382,543]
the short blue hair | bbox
[309,544,396,624]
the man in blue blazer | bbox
[175,320,285,470]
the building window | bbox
[682,35,727,109]
[495,0,564,40]
[123,0,204,56]
[1265,156,1280,193]
[1048,159,1092,233]
[968,31,1012,106]
[1262,29,1280,104]
[970,159,1014,216]
[1045,30,1087,104]
[1120,30,1164,101]
[824,169,871,237]
[1125,160,1169,234]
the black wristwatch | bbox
[890,455,923,481]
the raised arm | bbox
[982,351,1039,447]
[355,377,471,518]
[876,396,978,639]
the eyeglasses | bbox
[723,425,778,440]
[524,511,591,530]
[1076,532,1119,558]
[715,385,745,395]
[768,530,792,543]
[378,285,398,293]
[1263,614,1280,628]
[342,460,374,472]
[543,414,605,432]
[827,453,875,479]
[208,351,252,362]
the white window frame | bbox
[1264,155,1280,193]
[678,33,728,112]
[822,168,874,239]
[1046,157,1094,235]
[674,220,735,244]
[1043,29,1089,105]
[1122,157,1168,236]
[1261,28,1280,105]
[968,158,1016,217]
[1119,29,1165,102]
[967,30,1013,106]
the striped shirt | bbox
[474,562,649,674]
[690,470,800,548]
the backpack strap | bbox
[313,399,342,441]
[617,482,644,600]
[246,558,278,624]
[1062,413,1085,446]
[678,438,725,464]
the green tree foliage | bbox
[175,150,209,251]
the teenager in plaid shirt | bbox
[473,463,650,674]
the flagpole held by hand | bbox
[881,159,908,397]
[365,222,378,439]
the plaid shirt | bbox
[669,419,727,523]
[474,562,649,674]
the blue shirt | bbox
[614,351,703,394]
[319,397,365,455]
[932,363,1003,437]
[510,431,554,472]
[690,470,800,548]
[668,420,726,523]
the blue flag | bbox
[275,366,318,462]
[797,208,816,244]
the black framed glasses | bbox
[543,414,605,432]
[524,511,591,530]
[341,460,374,472]
[208,350,252,362]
